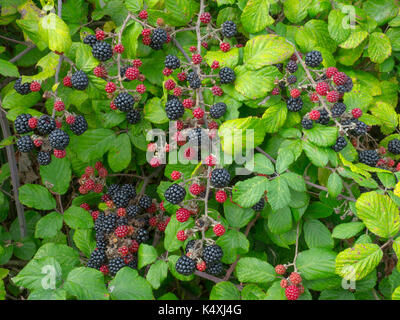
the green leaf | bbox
[125,0,143,12]
[138,244,158,269]
[265,176,291,211]
[35,211,63,239]
[144,97,168,124]
[368,32,392,64]
[164,215,194,252]
[63,206,94,230]
[122,22,142,59]
[339,30,369,49]
[319,289,355,300]
[19,184,56,210]
[109,267,154,300]
[74,43,99,71]
[241,284,267,300]
[108,133,131,172]
[28,288,67,300]
[281,172,306,192]
[328,9,351,44]
[64,267,109,300]
[164,0,197,26]
[363,0,398,26]
[146,260,168,290]
[243,35,294,70]
[210,282,241,300]
[327,172,343,198]
[283,0,312,23]
[302,140,329,167]
[304,219,334,249]
[39,156,71,195]
[223,200,255,228]
[266,280,286,300]
[0,59,19,77]
[335,243,383,280]
[262,101,288,133]
[73,229,96,258]
[295,20,336,53]
[21,52,60,83]
[216,229,249,264]
[332,222,365,239]
[241,0,274,33]
[232,176,268,208]
[304,125,338,147]
[355,191,400,238]
[38,13,72,53]
[235,257,275,283]
[268,206,292,235]
[392,286,400,300]
[275,148,294,174]
[204,47,239,69]
[245,153,275,175]
[297,248,337,280]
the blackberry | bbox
[219,67,235,84]
[206,262,223,276]
[286,97,303,112]
[136,228,149,243]
[111,190,130,208]
[286,60,298,73]
[109,257,126,276]
[96,239,107,251]
[305,51,323,68]
[210,102,227,119]
[301,117,313,130]
[71,70,89,90]
[332,137,347,152]
[14,113,33,134]
[388,139,400,155]
[70,115,88,135]
[151,28,168,45]
[164,55,180,69]
[164,183,186,204]
[210,168,231,188]
[185,240,197,253]
[337,77,353,93]
[126,109,141,124]
[48,129,70,150]
[37,151,52,166]
[92,41,113,61]
[87,249,105,269]
[127,258,138,269]
[202,244,223,264]
[188,127,207,145]
[114,92,134,112]
[221,21,237,38]
[287,75,297,84]
[331,102,346,118]
[17,136,34,153]
[352,119,367,136]
[315,109,330,125]
[175,255,196,275]
[274,63,284,73]
[102,214,117,233]
[165,99,184,120]
[187,72,201,89]
[126,205,141,218]
[83,35,98,47]
[118,217,128,226]
[252,197,265,211]
[121,184,136,199]
[149,41,164,50]
[138,195,152,209]
[14,78,31,95]
[37,115,56,135]
[358,150,379,167]
[94,212,105,233]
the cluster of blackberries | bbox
[210,168,231,188]
[164,183,186,204]
[209,102,227,119]
[14,78,31,95]
[287,97,303,112]
[388,139,400,155]
[332,137,347,152]
[219,67,235,84]
[358,150,380,167]
[107,183,137,208]
[187,71,201,89]
[252,197,265,211]
[165,97,184,120]
[221,21,237,38]
[164,55,180,69]
[113,92,141,123]
[305,51,323,68]
[71,70,89,90]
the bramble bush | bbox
[0,0,399,301]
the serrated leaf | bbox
[146,260,168,290]
[297,248,337,280]
[304,219,334,249]
[39,156,71,195]
[327,172,343,198]
[63,206,94,230]
[223,200,255,228]
[138,244,158,269]
[332,222,365,239]
[368,32,392,64]
[268,206,292,235]
[339,30,369,49]
[232,176,268,208]
[108,133,131,172]
[245,153,275,175]
[35,211,63,239]
[304,125,338,147]
[73,229,96,258]
[210,282,241,300]
[241,0,274,33]
[0,59,19,77]
[19,184,56,210]
[266,176,291,211]
[109,267,153,300]
[262,101,288,133]
[216,229,249,264]
[38,13,72,53]
[235,257,275,283]
[204,47,239,69]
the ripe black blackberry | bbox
[70,115,88,135]
[96,239,108,251]
[305,51,323,68]
[274,63,284,73]
[14,78,31,95]
[83,35,98,47]
[164,55,180,69]
[352,119,367,136]
[121,184,136,199]
[14,113,33,134]
[151,28,168,45]
[188,127,207,145]
[102,213,117,233]
[388,139,400,155]
[138,195,152,210]
[37,151,52,166]
[126,109,141,124]
[127,258,138,269]
[206,262,223,276]
[219,67,235,84]
[107,184,120,197]
[210,102,227,119]
[210,168,231,188]
[175,255,196,275]
[118,217,128,226]
[136,228,149,243]
[358,150,379,167]
[165,98,184,120]
[315,109,330,125]
[91,41,113,61]
[286,97,303,112]
[17,136,34,153]
[331,102,346,118]
[187,71,201,89]
[202,244,223,264]
[164,183,186,204]
[221,20,237,38]
[287,75,297,84]
[94,212,105,233]
[185,240,197,253]
[337,77,353,93]
[332,137,347,152]
[87,248,105,269]
[49,129,70,150]
[114,92,135,112]
[126,205,141,218]
[71,70,89,90]
[301,117,313,130]
[111,190,130,208]
[37,115,56,135]
[149,41,164,50]
[109,257,126,276]
[286,60,298,73]
[252,197,265,211]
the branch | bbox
[9,45,36,64]
[194,270,243,291]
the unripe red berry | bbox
[289,272,302,285]
[275,264,286,275]
[196,260,206,272]
[177,230,187,241]
[54,149,66,158]
[285,285,300,300]
[326,67,338,78]
[351,108,362,119]
[200,12,211,24]
[54,100,65,112]
[177,72,187,81]
[192,107,204,119]
[96,30,105,40]
[136,84,146,94]
[309,110,321,121]
[290,88,301,98]
[326,91,339,103]
[115,225,129,238]
[215,190,227,203]
[211,60,220,69]
[315,82,329,96]
[189,183,202,195]
[220,42,230,52]
[30,81,41,92]
[192,54,202,64]
[138,10,148,20]
[105,82,116,93]
[183,98,194,108]
[171,171,182,181]
[63,76,72,87]
[28,117,37,129]
[211,86,223,96]
[164,79,176,90]
[213,224,225,236]
[271,87,280,95]
[176,208,191,222]
[114,44,124,53]
[333,72,347,85]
